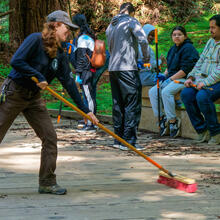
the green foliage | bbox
[96,82,112,115]
[156,12,215,57]
[161,0,217,23]
[0,0,9,43]
[45,82,113,115]
[0,64,11,79]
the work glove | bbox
[75,74,82,84]
[137,61,145,70]
[137,61,151,70]
[153,73,166,83]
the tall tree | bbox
[9,0,67,48]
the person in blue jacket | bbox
[0,10,98,195]
[149,26,199,138]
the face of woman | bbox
[55,23,71,42]
[172,30,187,46]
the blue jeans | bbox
[181,82,220,136]
[139,70,156,86]
[149,78,185,121]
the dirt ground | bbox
[0,115,220,220]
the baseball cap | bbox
[47,10,79,30]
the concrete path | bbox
[0,116,220,220]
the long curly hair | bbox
[42,22,62,58]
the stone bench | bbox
[139,86,220,139]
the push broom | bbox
[32,77,197,193]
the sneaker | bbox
[77,124,96,132]
[133,144,145,151]
[38,184,67,195]
[77,120,85,129]
[111,140,121,149]
[208,133,220,145]
[112,144,121,149]
[169,118,181,138]
[194,130,210,143]
[119,145,129,151]
[159,115,168,136]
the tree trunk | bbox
[9,0,67,48]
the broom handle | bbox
[173,80,213,91]
[32,77,173,176]
[57,89,64,123]
[155,29,160,130]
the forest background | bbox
[0,0,219,115]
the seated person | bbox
[149,26,199,138]
[138,24,166,86]
[181,15,220,145]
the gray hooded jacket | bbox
[106,14,149,71]
[138,24,162,71]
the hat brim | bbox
[65,22,79,30]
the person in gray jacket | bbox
[106,2,150,151]
[138,24,166,86]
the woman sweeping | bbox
[0,10,98,195]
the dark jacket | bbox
[75,34,94,75]
[106,14,149,71]
[8,32,90,113]
[166,39,199,78]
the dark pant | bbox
[83,50,110,111]
[181,83,220,136]
[81,70,96,126]
[109,71,142,145]
[0,78,57,186]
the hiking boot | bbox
[77,124,96,132]
[169,118,181,138]
[38,184,67,195]
[194,130,210,143]
[208,133,220,145]
[159,115,168,136]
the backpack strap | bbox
[68,40,73,54]
[85,53,91,63]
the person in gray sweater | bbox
[106,2,150,151]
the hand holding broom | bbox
[174,79,213,91]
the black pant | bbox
[109,71,142,145]
[80,70,96,118]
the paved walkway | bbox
[0,116,220,220]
